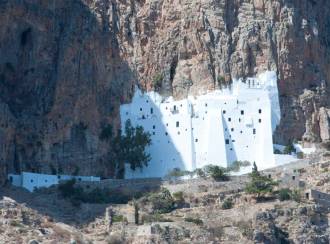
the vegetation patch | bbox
[184,217,203,225]
[245,163,278,201]
[221,198,233,209]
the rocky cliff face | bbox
[0,0,330,180]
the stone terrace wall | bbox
[75,178,162,192]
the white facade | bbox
[8,172,100,192]
[120,71,281,178]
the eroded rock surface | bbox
[0,0,330,179]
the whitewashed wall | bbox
[121,71,280,178]
[21,172,59,192]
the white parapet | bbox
[121,71,281,178]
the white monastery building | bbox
[120,71,281,178]
[8,172,100,192]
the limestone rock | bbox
[0,0,330,179]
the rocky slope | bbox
[1,0,330,179]
[1,155,330,243]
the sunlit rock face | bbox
[121,71,280,178]
[1,0,330,182]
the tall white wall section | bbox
[120,71,281,178]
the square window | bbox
[253,129,256,134]
[178,131,180,135]
[223,110,226,114]
[225,139,229,144]
[259,109,262,114]
[176,121,179,127]
[239,118,241,122]
[205,103,208,107]
[241,110,244,115]
[153,125,156,129]
[195,139,198,142]
[228,118,231,122]
[259,119,261,123]
[231,128,234,132]
[150,108,153,114]
[140,108,142,111]
[152,132,155,135]
[165,132,168,136]
[173,105,177,111]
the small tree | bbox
[100,120,152,178]
[245,163,277,200]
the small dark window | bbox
[173,105,177,111]
[239,118,241,122]
[177,131,180,135]
[259,119,261,123]
[150,108,153,114]
[166,107,168,110]
[166,123,168,126]
[232,139,235,142]
[240,131,243,134]
[318,194,321,199]
[146,100,149,103]
[225,139,229,144]
[126,112,128,115]
[176,121,179,127]
[195,139,198,142]
[223,110,226,114]
[225,128,227,131]
[142,115,146,119]
[205,103,208,107]
[231,128,234,132]
[45,180,48,183]
[140,108,142,111]
[9,176,13,182]
[152,132,155,135]
[241,110,244,115]
[259,109,262,114]
[268,174,271,178]
[165,132,168,136]
[30,179,34,183]
[58,175,61,179]
[305,193,309,199]
[86,185,90,189]
[292,176,295,180]
[180,104,183,107]
[230,148,233,151]
[153,125,156,129]
[228,118,231,122]
[253,129,256,134]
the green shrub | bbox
[194,168,206,178]
[221,198,233,209]
[204,165,228,181]
[278,188,291,201]
[284,144,296,154]
[112,215,127,223]
[149,188,175,214]
[153,73,163,89]
[184,217,203,225]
